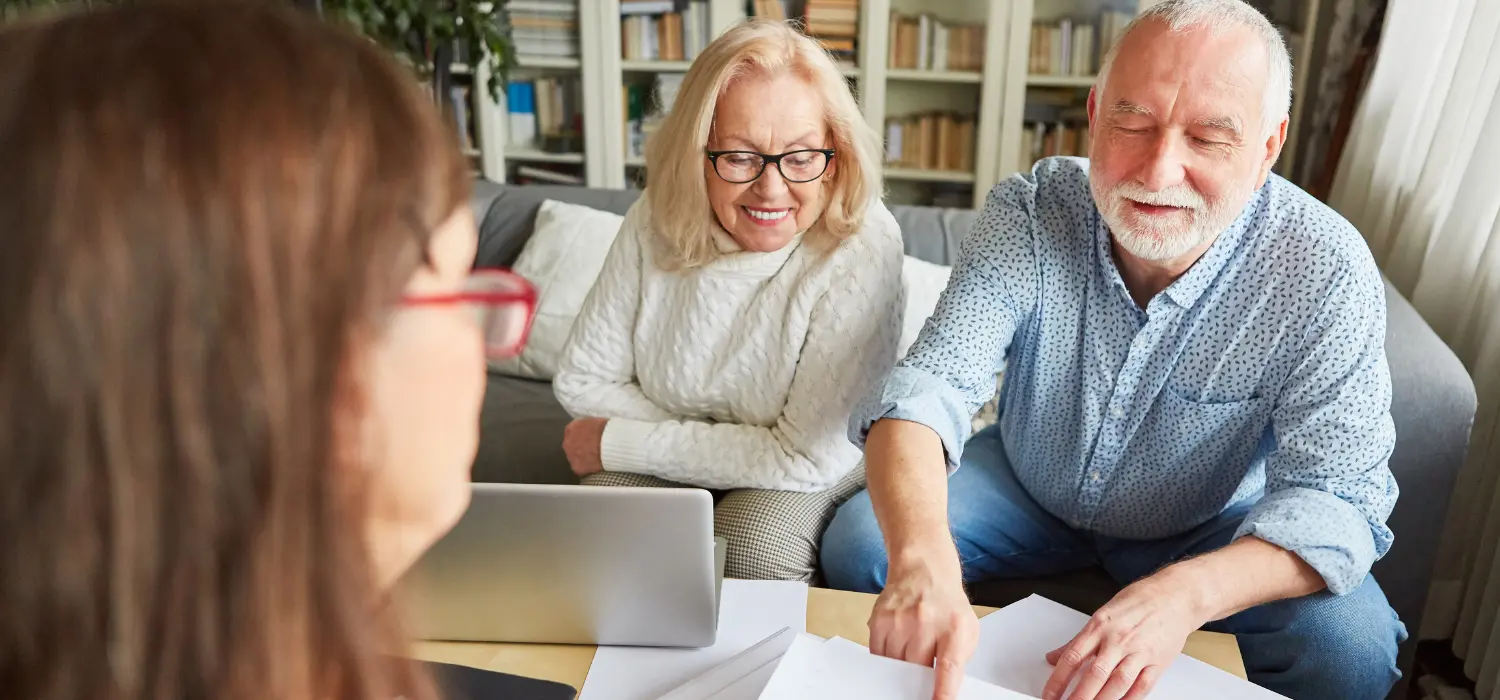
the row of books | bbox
[505,77,584,151]
[621,0,712,61]
[749,0,859,63]
[1017,121,1091,173]
[889,12,984,72]
[885,112,976,173]
[802,0,859,60]
[1029,10,1132,77]
[506,0,579,61]
[748,0,792,20]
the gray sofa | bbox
[468,179,1477,691]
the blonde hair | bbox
[644,19,883,270]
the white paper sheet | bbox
[822,636,870,655]
[705,657,783,700]
[757,632,1039,700]
[969,595,1288,699]
[578,580,809,700]
[660,627,799,700]
[754,634,839,698]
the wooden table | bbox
[411,586,1247,694]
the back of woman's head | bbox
[0,3,469,699]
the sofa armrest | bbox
[1373,279,1477,646]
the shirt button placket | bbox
[1086,328,1154,521]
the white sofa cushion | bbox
[899,255,953,358]
[490,198,625,380]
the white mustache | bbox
[1110,181,1205,210]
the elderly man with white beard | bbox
[818,1,1406,700]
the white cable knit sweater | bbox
[553,195,905,492]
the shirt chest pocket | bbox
[1134,388,1274,469]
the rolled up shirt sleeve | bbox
[849,179,1041,470]
[1232,263,1398,595]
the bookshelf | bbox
[995,0,1138,184]
[462,0,1319,209]
[592,0,748,188]
[859,0,1010,208]
[474,0,1008,206]
[464,0,598,186]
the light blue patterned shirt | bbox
[853,157,1397,595]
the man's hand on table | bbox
[1040,567,1205,700]
[868,555,980,700]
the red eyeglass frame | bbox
[399,268,539,359]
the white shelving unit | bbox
[884,167,978,183]
[502,148,586,164]
[467,1,604,186]
[466,0,1316,206]
[517,56,583,69]
[469,0,1009,206]
[1026,74,1095,88]
[470,0,1008,207]
[621,59,695,72]
[994,0,1124,188]
[886,68,984,84]
[598,0,749,189]
[846,0,1012,208]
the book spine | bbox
[507,81,537,148]
[917,14,931,70]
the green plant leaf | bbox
[314,0,513,102]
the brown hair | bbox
[0,3,469,700]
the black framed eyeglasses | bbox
[705,148,835,184]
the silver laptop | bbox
[396,483,726,648]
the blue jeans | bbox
[821,426,1407,700]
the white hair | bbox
[1095,0,1292,137]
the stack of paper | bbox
[758,633,1039,699]
[968,595,1287,700]
[659,627,800,700]
[585,587,1289,700]
[578,580,809,700]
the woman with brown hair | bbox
[0,3,536,699]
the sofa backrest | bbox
[470,180,979,269]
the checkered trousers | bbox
[580,465,867,583]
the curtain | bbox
[1327,0,1500,695]
[1290,0,1384,194]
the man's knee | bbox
[819,490,889,594]
[1299,585,1404,698]
[1236,577,1405,700]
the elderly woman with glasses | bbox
[552,19,903,583]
